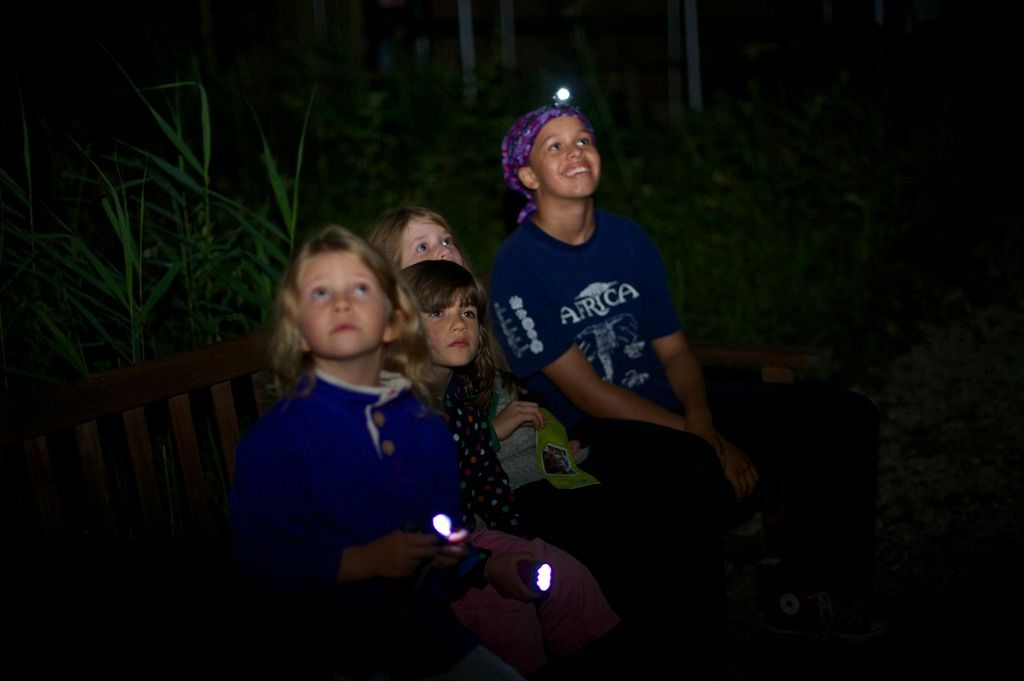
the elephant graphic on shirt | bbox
[576,313,646,384]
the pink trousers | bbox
[451,528,620,676]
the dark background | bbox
[4,1,1020,199]
[3,0,1020,306]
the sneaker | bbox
[828,594,891,643]
[763,591,834,638]
[763,591,890,643]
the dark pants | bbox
[516,422,732,672]
[515,377,879,670]
[706,374,880,596]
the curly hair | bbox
[268,224,434,404]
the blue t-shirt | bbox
[490,210,682,433]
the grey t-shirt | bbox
[491,374,589,490]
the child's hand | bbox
[720,439,758,502]
[367,530,442,578]
[569,440,582,461]
[685,421,757,501]
[432,528,470,569]
[493,401,546,440]
[484,551,541,602]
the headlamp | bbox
[552,87,572,108]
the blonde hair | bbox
[401,260,498,409]
[367,206,470,271]
[268,224,434,403]
[369,205,509,375]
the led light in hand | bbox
[432,513,452,538]
[517,559,553,593]
[536,562,552,592]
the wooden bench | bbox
[0,331,273,550]
[0,332,278,676]
[0,332,827,675]
[0,334,829,552]
[0,333,828,551]
[690,341,830,385]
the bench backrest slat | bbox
[252,369,274,418]
[169,393,214,539]
[25,436,62,537]
[123,406,167,540]
[75,420,117,539]
[211,381,242,485]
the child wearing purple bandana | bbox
[490,96,887,671]
[500,104,599,226]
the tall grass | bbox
[1,61,307,394]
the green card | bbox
[535,408,600,489]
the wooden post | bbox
[683,0,703,113]
[312,0,327,38]
[457,0,478,103]
[500,0,516,70]
[667,0,683,119]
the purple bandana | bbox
[501,106,596,224]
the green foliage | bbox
[0,34,989,393]
[1,62,304,393]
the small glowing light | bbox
[517,559,552,592]
[553,87,572,107]
[536,562,552,592]
[432,513,452,537]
